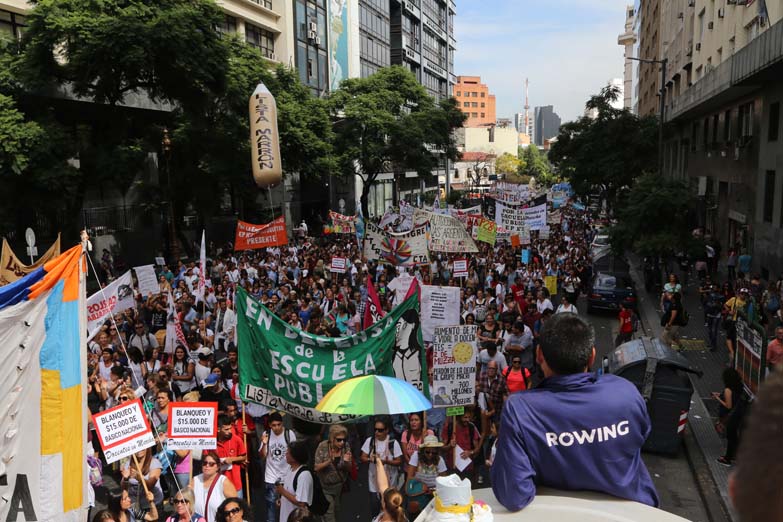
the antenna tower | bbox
[524,78,530,134]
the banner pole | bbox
[453,415,458,470]
[243,404,252,505]
[132,454,151,497]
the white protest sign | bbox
[92,399,156,464]
[134,264,159,297]
[414,210,478,253]
[363,222,430,266]
[495,201,526,233]
[330,257,347,274]
[420,285,461,342]
[86,270,135,339]
[166,402,218,450]
[155,257,166,266]
[453,259,468,278]
[432,325,478,407]
[521,203,547,230]
[539,226,551,239]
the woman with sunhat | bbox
[404,434,448,516]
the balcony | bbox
[666,19,783,121]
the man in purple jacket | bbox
[491,313,659,511]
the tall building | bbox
[513,112,525,132]
[617,4,637,110]
[636,0,662,117]
[454,76,497,127]
[533,105,561,147]
[659,1,783,277]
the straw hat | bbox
[419,435,444,448]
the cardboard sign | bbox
[446,406,465,417]
[432,325,478,408]
[421,285,461,342]
[92,399,156,464]
[134,264,159,297]
[166,402,218,450]
[330,256,347,274]
[453,259,468,278]
[234,217,288,250]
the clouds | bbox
[454,0,630,123]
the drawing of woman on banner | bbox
[393,309,423,392]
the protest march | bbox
[1,178,675,522]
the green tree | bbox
[495,152,520,177]
[549,86,658,208]
[609,173,699,257]
[520,144,556,186]
[330,66,465,217]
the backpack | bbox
[265,429,293,446]
[293,466,330,516]
[766,295,780,313]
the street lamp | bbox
[628,56,667,175]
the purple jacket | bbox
[491,372,659,511]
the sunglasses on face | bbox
[223,507,242,516]
[423,450,437,455]
[173,499,189,505]
[203,461,218,467]
[513,360,522,365]
[335,438,346,442]
[119,396,130,401]
[375,427,387,432]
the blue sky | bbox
[454,0,631,123]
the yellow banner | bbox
[544,275,558,297]
[0,235,61,286]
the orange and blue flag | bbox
[0,244,87,521]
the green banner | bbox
[237,286,427,423]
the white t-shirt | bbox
[264,429,296,483]
[556,303,578,314]
[388,274,415,306]
[536,299,554,314]
[408,451,447,488]
[279,465,314,522]
[478,349,508,371]
[362,437,403,493]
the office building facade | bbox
[454,75,497,127]
[533,105,561,147]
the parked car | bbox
[587,272,637,313]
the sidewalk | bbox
[626,254,735,522]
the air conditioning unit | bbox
[308,21,317,32]
[314,36,322,46]
[688,0,695,6]
[696,42,701,51]
[708,21,714,29]
[718,8,725,18]
[308,30,317,40]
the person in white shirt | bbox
[260,412,296,522]
[277,441,314,522]
[361,417,404,518]
[214,297,237,350]
[555,294,578,314]
[536,290,554,314]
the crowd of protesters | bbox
[84,200,637,522]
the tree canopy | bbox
[330,66,465,217]
[548,86,658,207]
[609,173,700,257]
[495,152,520,176]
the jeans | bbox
[265,482,278,522]
[321,481,344,522]
[662,325,681,348]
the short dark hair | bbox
[157,388,174,401]
[287,440,309,465]
[268,412,283,424]
[216,497,252,522]
[218,414,232,428]
[538,313,594,375]
[733,372,783,521]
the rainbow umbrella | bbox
[316,375,432,416]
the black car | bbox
[586,272,637,313]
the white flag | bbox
[86,270,134,339]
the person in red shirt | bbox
[766,326,783,373]
[511,280,527,310]
[216,414,248,498]
[224,401,256,440]
[502,356,531,393]
[615,302,635,347]
[441,407,483,481]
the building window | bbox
[738,102,754,139]
[481,92,485,98]
[768,102,780,141]
[712,114,719,148]
[463,102,469,107]
[456,91,461,96]
[763,170,775,223]
[0,9,26,40]
[249,0,274,9]
[702,118,709,151]
[481,103,485,108]
[480,113,485,118]
[472,102,478,108]
[471,112,478,118]
[724,109,732,142]
[454,169,460,179]
[245,22,275,59]
[215,15,237,36]
[472,92,477,97]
